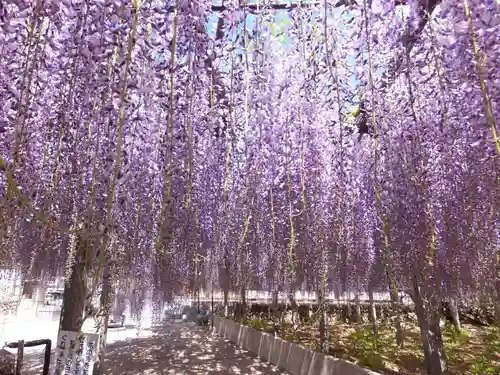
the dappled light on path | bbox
[103,321,287,375]
[19,321,287,375]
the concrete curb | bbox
[213,315,381,375]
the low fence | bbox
[196,290,412,305]
[212,315,380,375]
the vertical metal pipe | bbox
[15,340,24,375]
[42,340,51,375]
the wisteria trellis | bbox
[0,0,499,374]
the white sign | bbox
[52,330,99,375]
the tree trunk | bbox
[413,281,447,375]
[368,288,378,336]
[495,266,500,326]
[92,264,112,375]
[346,292,351,323]
[196,288,200,314]
[317,287,329,353]
[390,287,404,348]
[220,258,230,317]
[223,287,229,317]
[355,294,361,323]
[53,247,87,375]
[59,256,86,332]
[288,290,299,330]
[379,302,385,322]
[271,290,279,333]
[239,284,247,323]
[449,298,461,331]
[35,284,47,304]
[495,296,500,327]
[21,280,35,299]
[34,276,47,315]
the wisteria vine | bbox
[0,0,499,373]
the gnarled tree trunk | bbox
[345,292,351,323]
[413,281,447,375]
[495,255,500,325]
[317,286,329,353]
[271,290,279,333]
[448,298,461,331]
[93,263,112,375]
[54,241,88,375]
[288,290,299,330]
[59,265,86,332]
[221,260,230,317]
[234,284,247,322]
[390,287,404,348]
[354,293,362,323]
[368,288,378,336]
[223,287,229,317]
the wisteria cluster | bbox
[0,0,499,373]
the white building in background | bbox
[0,271,67,320]
[0,270,23,303]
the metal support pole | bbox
[43,340,51,375]
[15,340,24,375]
[7,339,52,375]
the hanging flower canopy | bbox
[0,0,498,340]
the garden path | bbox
[20,320,288,375]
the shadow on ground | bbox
[103,322,285,375]
[21,321,286,375]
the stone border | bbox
[213,315,381,375]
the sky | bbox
[205,2,361,93]
[201,1,416,115]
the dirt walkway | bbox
[21,321,287,375]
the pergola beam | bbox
[211,2,322,11]
[167,0,408,13]
[209,0,407,11]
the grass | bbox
[243,317,500,375]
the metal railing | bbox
[5,339,51,375]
